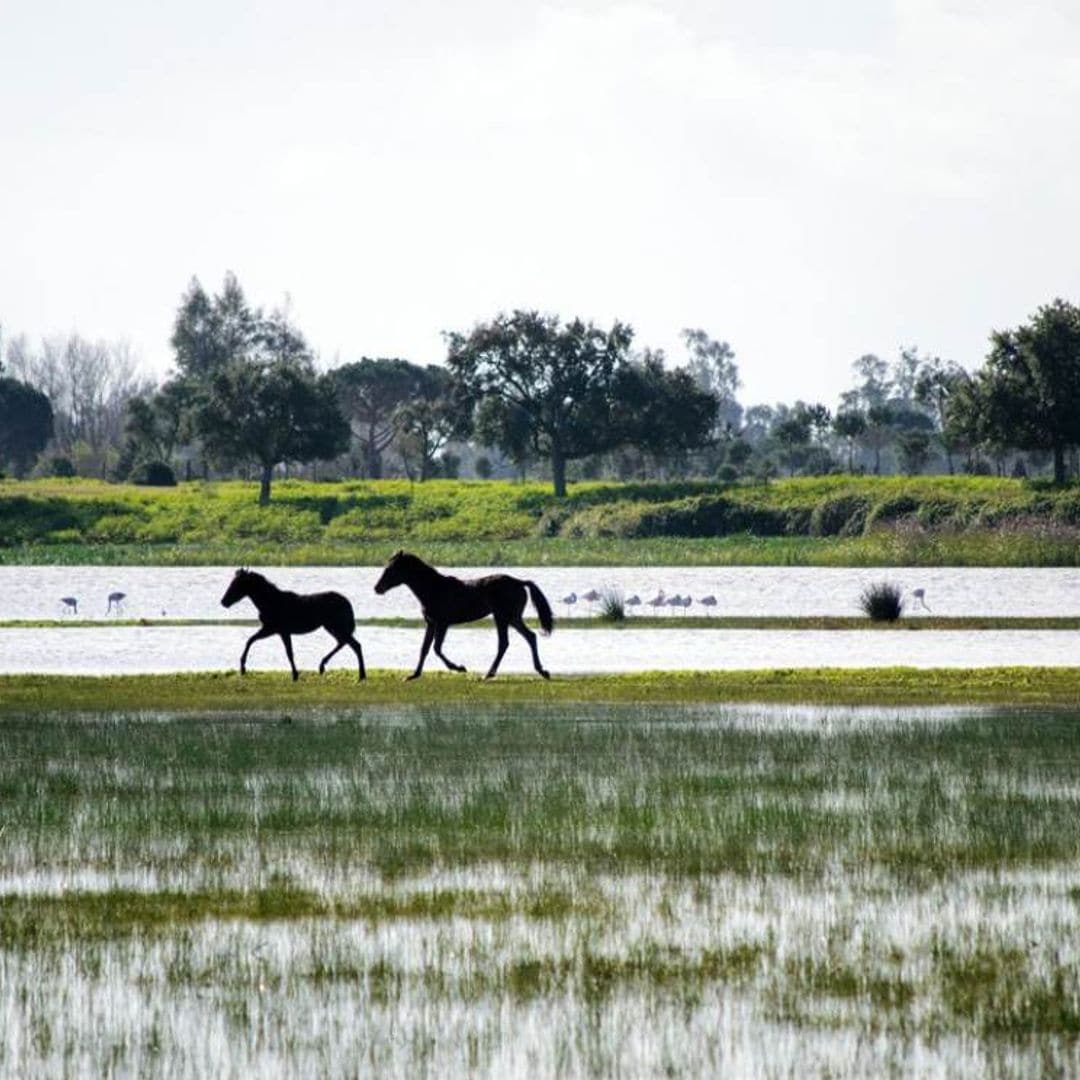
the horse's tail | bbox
[526,581,554,635]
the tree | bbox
[445,310,635,496]
[972,299,1080,483]
[394,366,469,481]
[861,404,895,475]
[915,357,969,474]
[474,397,535,481]
[610,350,717,471]
[768,402,831,476]
[123,380,197,467]
[0,377,53,476]
[850,353,891,409]
[681,328,742,431]
[5,333,151,467]
[332,358,420,478]
[832,409,867,473]
[896,429,932,475]
[197,360,350,504]
[171,273,259,381]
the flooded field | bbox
[4,564,1080,622]
[2,702,1078,1076]
[3,623,1080,674]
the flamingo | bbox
[646,590,666,614]
[625,594,641,616]
[107,591,126,614]
[562,592,578,618]
[582,588,602,613]
[699,594,718,611]
[680,595,693,613]
[60,596,78,615]
[912,588,930,612]
[665,594,683,615]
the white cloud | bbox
[2,0,1079,404]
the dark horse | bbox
[220,568,366,681]
[373,550,553,680]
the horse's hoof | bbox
[405,674,421,681]
[540,670,551,680]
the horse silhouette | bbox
[220,568,365,681]
[373,550,553,680]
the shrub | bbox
[48,456,76,478]
[859,581,904,622]
[598,587,625,622]
[863,495,921,533]
[809,494,871,537]
[129,460,177,487]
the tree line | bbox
[3,278,1080,499]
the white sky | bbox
[2,0,1079,407]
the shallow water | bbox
[3,624,1079,674]
[4,564,1080,622]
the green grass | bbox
[4,474,1080,565]
[4,666,1080,714]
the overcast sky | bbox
[3,0,1079,406]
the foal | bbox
[373,550,553,679]
[220,568,365,681]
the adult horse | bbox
[220,568,366,681]
[373,550,553,680]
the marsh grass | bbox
[859,581,905,622]
[5,667,1080,716]
[3,703,1080,1073]
[598,587,625,622]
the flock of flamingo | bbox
[559,588,718,617]
[55,586,930,620]
[58,592,126,616]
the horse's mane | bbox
[238,568,274,589]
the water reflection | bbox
[2,564,1080,622]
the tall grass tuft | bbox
[859,581,904,622]
[599,587,626,622]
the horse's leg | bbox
[318,640,346,674]
[484,618,510,679]
[348,636,366,681]
[511,616,550,679]
[280,633,299,681]
[433,624,466,673]
[407,623,435,680]
[239,627,274,675]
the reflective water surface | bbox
[3,624,1079,675]
[3,564,1080,621]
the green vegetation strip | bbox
[0,883,601,946]
[7,616,1080,630]
[4,666,1080,712]
[6,474,1080,566]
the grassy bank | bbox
[4,666,1080,713]
[2,701,1079,1074]
[4,474,1080,565]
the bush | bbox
[598,587,625,622]
[809,493,871,537]
[129,460,177,487]
[48,456,76,478]
[863,495,921,533]
[859,581,904,622]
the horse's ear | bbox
[393,549,403,559]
